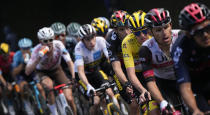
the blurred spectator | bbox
[3,25,18,52]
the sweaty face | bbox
[151,23,172,46]
[115,26,131,40]
[83,36,96,50]
[191,20,210,48]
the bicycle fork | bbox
[55,89,69,115]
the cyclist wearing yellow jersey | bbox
[122,10,160,114]
[106,10,141,115]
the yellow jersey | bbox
[121,33,150,72]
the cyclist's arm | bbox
[101,38,109,59]
[12,52,24,77]
[67,60,75,79]
[0,71,7,87]
[25,57,40,76]
[12,63,24,78]
[111,61,128,84]
[25,48,41,76]
[139,46,164,103]
[179,82,202,113]
[122,42,146,93]
[62,47,75,79]
[107,39,128,84]
[147,81,164,103]
[77,65,89,86]
[75,45,89,86]
[126,67,146,93]
[172,44,201,113]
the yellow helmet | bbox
[91,18,108,36]
[0,43,9,54]
[128,10,147,32]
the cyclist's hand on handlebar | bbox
[124,81,133,94]
[139,89,151,103]
[126,87,133,95]
[6,82,13,91]
[160,100,179,115]
[86,84,95,97]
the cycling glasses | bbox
[55,33,66,39]
[41,39,53,44]
[134,29,148,36]
[190,24,210,37]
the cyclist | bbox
[139,8,182,114]
[98,17,113,34]
[66,22,81,43]
[0,43,14,89]
[25,27,76,115]
[50,22,77,114]
[106,10,141,115]
[171,3,210,115]
[122,10,160,114]
[98,17,111,29]
[66,22,81,61]
[75,24,119,115]
[11,38,39,115]
[51,22,67,44]
[91,17,109,38]
[0,43,15,114]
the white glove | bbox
[86,84,95,97]
[160,100,169,111]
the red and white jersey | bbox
[28,40,71,70]
[140,29,180,80]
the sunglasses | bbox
[191,24,210,37]
[55,34,66,39]
[134,29,148,36]
[42,39,53,44]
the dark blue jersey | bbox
[171,32,210,87]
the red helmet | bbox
[110,10,130,28]
[179,3,210,30]
[145,8,171,28]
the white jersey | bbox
[28,40,71,70]
[74,36,109,73]
[141,29,180,80]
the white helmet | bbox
[78,24,96,39]
[37,27,55,40]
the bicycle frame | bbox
[29,80,45,114]
[53,83,73,115]
[91,82,123,115]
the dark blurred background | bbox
[0,0,209,50]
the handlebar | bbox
[89,82,116,97]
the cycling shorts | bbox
[35,66,70,85]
